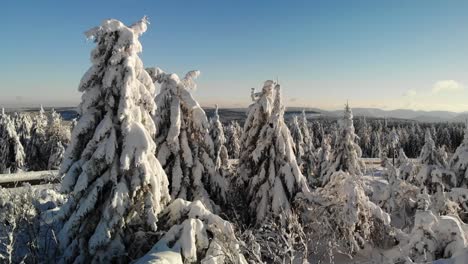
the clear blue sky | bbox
[1,0,468,111]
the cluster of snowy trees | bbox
[0,108,70,174]
[2,17,468,264]
[301,117,466,160]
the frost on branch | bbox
[149,68,226,211]
[238,81,310,224]
[136,199,247,264]
[321,103,365,186]
[51,18,170,263]
[0,111,25,173]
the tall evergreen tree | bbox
[238,81,309,224]
[225,121,241,159]
[209,104,228,171]
[321,103,365,185]
[52,18,171,262]
[149,68,227,210]
[26,106,48,170]
[0,110,25,173]
[450,123,468,187]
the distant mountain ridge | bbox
[325,108,463,123]
[4,106,467,123]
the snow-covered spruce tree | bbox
[136,199,247,264]
[51,18,171,263]
[370,129,382,158]
[289,115,305,168]
[209,104,228,171]
[416,129,456,193]
[225,121,241,159]
[357,117,371,158]
[46,109,70,170]
[13,112,33,149]
[298,110,317,183]
[148,68,226,210]
[315,135,332,186]
[321,103,365,186]
[450,123,468,187]
[0,111,25,173]
[26,106,48,171]
[238,81,310,224]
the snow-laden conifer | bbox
[51,18,170,262]
[148,68,226,210]
[416,129,455,192]
[26,106,48,170]
[299,110,317,181]
[321,103,365,185]
[136,199,247,264]
[0,111,25,173]
[13,112,33,149]
[46,109,70,169]
[450,123,468,187]
[209,105,227,171]
[225,121,241,159]
[238,81,310,224]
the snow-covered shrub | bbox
[397,203,468,263]
[136,199,247,264]
[239,212,308,263]
[50,17,171,263]
[321,104,365,186]
[396,148,417,181]
[299,171,393,258]
[0,111,25,173]
[149,68,226,210]
[446,188,468,222]
[380,162,419,230]
[238,81,310,224]
[0,185,64,263]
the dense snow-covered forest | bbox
[1,18,468,264]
